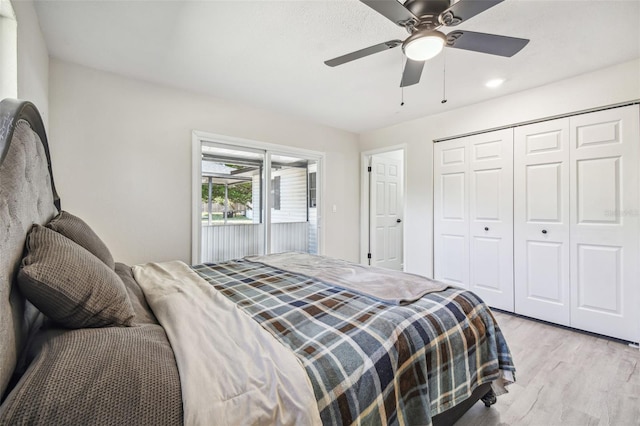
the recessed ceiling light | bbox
[485,78,505,88]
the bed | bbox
[0,98,515,425]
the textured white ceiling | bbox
[34,0,640,133]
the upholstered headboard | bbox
[0,99,60,397]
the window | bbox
[0,0,17,100]
[271,176,281,210]
[192,132,323,263]
[308,172,317,208]
[200,147,263,226]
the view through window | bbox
[197,141,320,263]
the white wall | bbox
[48,59,360,265]
[359,59,640,278]
[11,0,48,127]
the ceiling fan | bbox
[324,0,529,87]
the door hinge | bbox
[367,253,372,259]
[367,166,372,172]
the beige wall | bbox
[48,59,360,265]
[359,59,640,277]
[12,0,48,127]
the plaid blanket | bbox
[193,259,515,426]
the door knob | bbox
[484,227,489,231]
[396,219,402,223]
[542,229,548,234]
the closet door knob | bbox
[484,227,489,231]
[542,229,548,234]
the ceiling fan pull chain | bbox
[400,51,405,106]
[441,50,447,104]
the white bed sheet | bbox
[133,260,322,426]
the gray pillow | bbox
[46,211,115,269]
[17,225,135,328]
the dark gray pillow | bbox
[17,225,135,328]
[46,211,115,269]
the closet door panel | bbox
[576,157,620,224]
[471,236,501,290]
[569,105,640,342]
[576,244,621,312]
[441,173,466,219]
[524,241,564,302]
[514,119,571,325]
[525,163,562,221]
[434,139,469,289]
[440,235,467,285]
[468,129,514,311]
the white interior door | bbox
[434,138,469,289]
[468,129,514,311]
[369,154,403,270]
[569,105,640,342]
[514,118,571,325]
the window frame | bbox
[0,0,17,100]
[191,130,324,264]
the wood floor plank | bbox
[455,312,640,425]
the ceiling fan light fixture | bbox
[402,30,446,61]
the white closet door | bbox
[514,119,571,325]
[569,105,640,342]
[468,130,514,311]
[434,138,469,289]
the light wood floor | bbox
[456,311,640,426]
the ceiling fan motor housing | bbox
[403,0,451,29]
